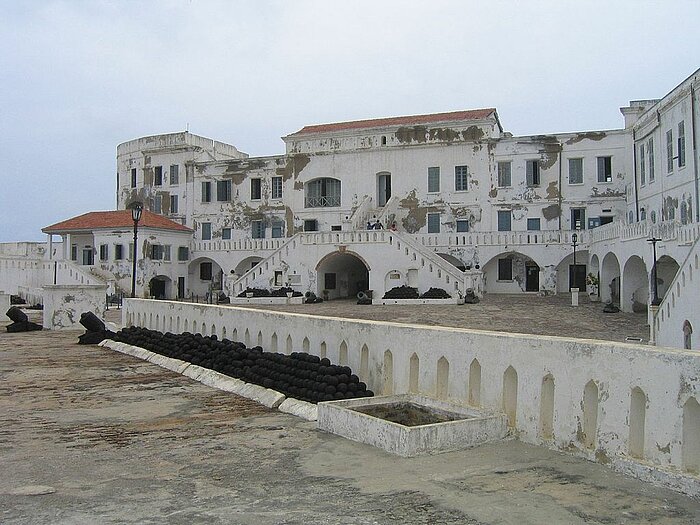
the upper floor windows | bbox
[526,160,540,187]
[130,168,137,188]
[455,165,468,191]
[427,213,440,233]
[272,176,283,199]
[251,178,262,200]
[597,156,612,183]
[647,140,655,183]
[201,222,212,241]
[305,178,341,208]
[154,166,163,186]
[217,180,232,202]
[678,120,686,168]
[202,181,212,203]
[169,195,178,215]
[170,164,179,185]
[666,129,674,173]
[639,144,646,186]
[568,158,583,184]
[497,210,511,231]
[497,161,511,187]
[427,167,440,193]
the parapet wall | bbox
[123,299,700,495]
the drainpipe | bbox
[691,84,699,222]
[632,129,639,222]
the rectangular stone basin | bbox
[317,394,508,457]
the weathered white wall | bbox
[43,284,108,330]
[124,299,700,494]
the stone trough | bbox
[317,394,508,457]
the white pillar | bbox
[571,288,579,306]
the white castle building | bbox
[3,69,698,350]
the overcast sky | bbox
[1,0,699,242]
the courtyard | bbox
[1,306,694,524]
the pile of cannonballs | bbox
[419,287,451,299]
[112,326,373,404]
[382,285,420,299]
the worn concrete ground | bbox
[2,326,697,525]
[243,293,649,344]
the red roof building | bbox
[42,210,192,234]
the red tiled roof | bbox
[288,108,497,136]
[42,210,192,233]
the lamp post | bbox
[648,236,661,306]
[129,201,143,298]
[571,232,578,266]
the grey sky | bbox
[1,0,698,242]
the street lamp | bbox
[129,201,143,298]
[571,232,578,265]
[648,236,661,306]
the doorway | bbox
[569,264,587,290]
[525,264,539,292]
[82,248,94,265]
[149,277,167,300]
[177,277,185,299]
[378,173,391,207]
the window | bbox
[128,243,133,261]
[647,140,655,182]
[331,225,341,231]
[303,219,318,232]
[678,121,686,167]
[252,220,265,239]
[651,210,657,223]
[222,227,231,240]
[217,179,232,202]
[251,178,262,200]
[526,160,540,186]
[568,158,583,184]
[99,244,108,261]
[170,164,179,185]
[427,167,440,192]
[427,213,440,233]
[202,181,212,203]
[170,195,178,214]
[497,161,511,187]
[201,222,212,240]
[324,273,337,290]
[200,262,213,281]
[154,195,162,214]
[455,165,468,191]
[154,166,163,186]
[178,246,189,261]
[305,178,341,207]
[115,244,124,260]
[272,221,284,238]
[681,202,689,224]
[497,210,511,231]
[571,208,586,230]
[666,130,674,173]
[640,207,646,221]
[163,245,171,261]
[527,218,541,231]
[381,136,387,146]
[130,168,137,188]
[150,244,164,260]
[597,156,612,183]
[272,176,283,199]
[667,204,675,221]
[498,258,513,281]
[456,219,469,232]
[639,144,646,185]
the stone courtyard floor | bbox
[243,293,650,344]
[2,323,697,524]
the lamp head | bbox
[572,232,578,244]
[129,201,143,223]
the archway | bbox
[188,257,224,299]
[655,255,680,303]
[315,251,369,300]
[483,251,542,294]
[622,255,649,313]
[233,256,264,277]
[600,252,621,304]
[555,250,589,292]
[589,254,600,299]
[148,275,171,300]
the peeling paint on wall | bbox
[565,131,607,145]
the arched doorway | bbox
[483,251,541,293]
[234,256,264,276]
[600,252,621,304]
[622,255,648,313]
[315,251,369,300]
[148,275,171,300]
[589,254,600,300]
[187,257,224,299]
